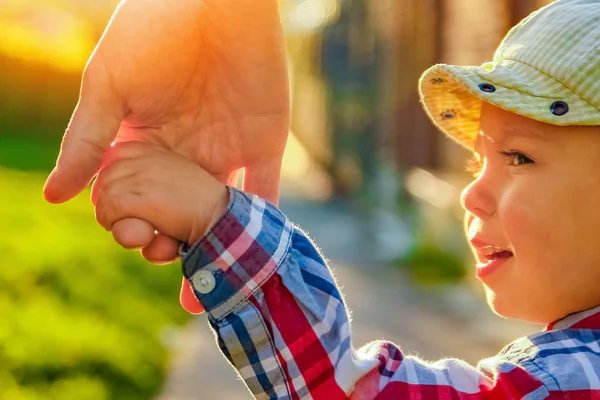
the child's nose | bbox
[460,178,496,219]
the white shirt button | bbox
[191,270,216,294]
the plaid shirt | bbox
[181,188,600,399]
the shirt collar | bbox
[546,305,600,331]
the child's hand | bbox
[92,141,229,248]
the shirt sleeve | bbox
[180,188,550,400]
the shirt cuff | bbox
[179,187,294,320]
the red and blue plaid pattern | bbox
[181,188,600,399]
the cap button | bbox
[550,101,569,116]
[479,83,496,93]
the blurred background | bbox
[0,0,552,399]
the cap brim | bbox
[419,60,600,150]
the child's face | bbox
[462,103,600,324]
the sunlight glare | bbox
[0,5,94,72]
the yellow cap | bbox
[419,0,600,150]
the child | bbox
[93,0,600,398]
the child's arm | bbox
[95,142,551,399]
[179,189,550,399]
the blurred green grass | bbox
[0,136,60,171]
[0,140,188,399]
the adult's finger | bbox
[243,157,283,206]
[44,59,125,204]
[180,278,205,315]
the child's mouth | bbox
[481,248,513,262]
[470,241,514,278]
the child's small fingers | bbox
[95,181,152,234]
[112,218,156,250]
[141,233,180,264]
[180,278,205,314]
[91,159,140,205]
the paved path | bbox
[155,197,538,400]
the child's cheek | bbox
[498,187,554,263]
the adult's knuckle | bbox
[60,130,106,163]
[107,140,146,162]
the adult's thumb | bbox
[44,60,124,204]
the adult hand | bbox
[44,0,290,313]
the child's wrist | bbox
[188,185,230,245]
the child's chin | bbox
[484,287,531,321]
[484,287,553,324]
[484,288,510,318]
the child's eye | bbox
[465,155,483,178]
[499,151,534,166]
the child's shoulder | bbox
[484,329,600,391]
